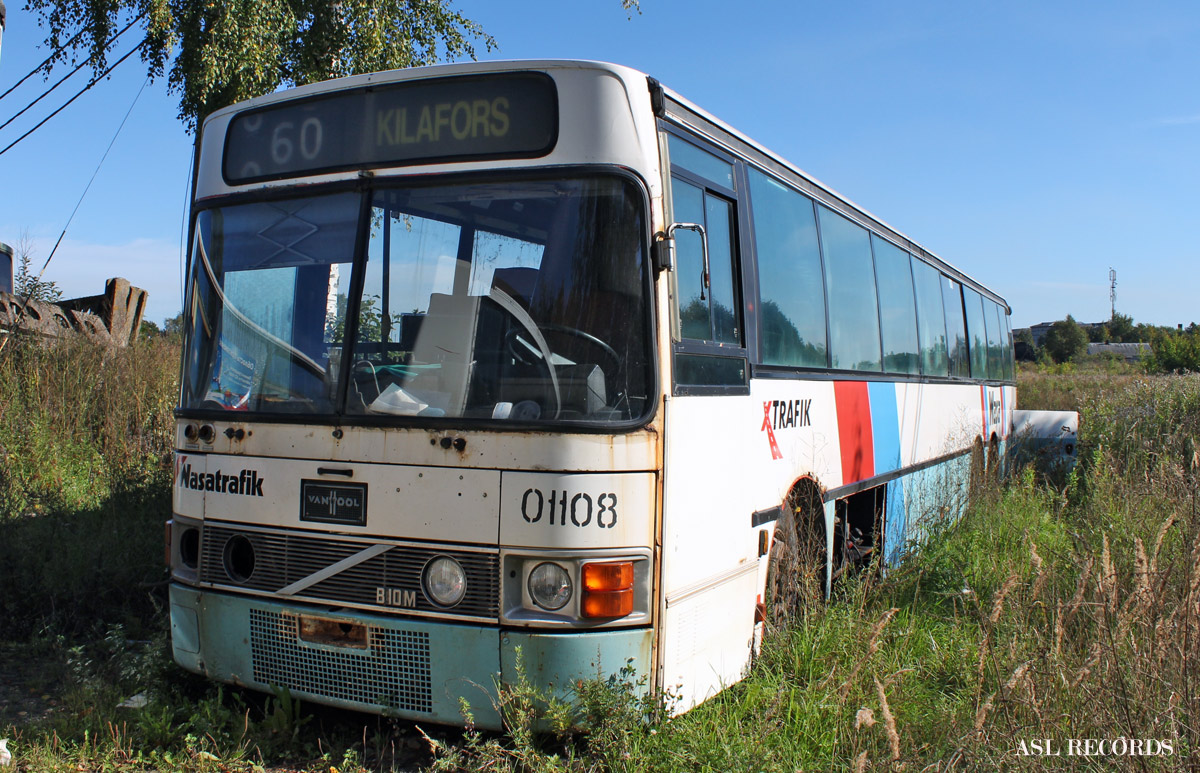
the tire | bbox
[764,486,826,630]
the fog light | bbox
[528,562,572,611]
[223,534,256,583]
[423,556,466,607]
[179,527,200,569]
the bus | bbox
[168,60,1022,727]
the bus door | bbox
[657,131,758,712]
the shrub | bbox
[1041,315,1088,363]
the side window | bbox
[818,206,881,372]
[912,259,948,377]
[942,277,969,378]
[871,235,919,374]
[985,300,1005,380]
[668,134,745,389]
[672,178,739,345]
[747,169,827,368]
[1002,306,1015,381]
[963,287,989,379]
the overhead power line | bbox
[0,16,143,132]
[36,76,150,281]
[0,27,87,103]
[0,38,145,158]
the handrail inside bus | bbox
[487,285,562,419]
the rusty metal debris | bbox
[0,277,147,347]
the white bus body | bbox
[168,60,1017,726]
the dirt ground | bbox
[0,642,61,730]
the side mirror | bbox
[657,222,709,300]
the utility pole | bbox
[0,0,7,67]
[1109,267,1117,321]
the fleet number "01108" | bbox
[520,489,618,528]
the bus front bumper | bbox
[170,584,651,729]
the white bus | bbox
[168,60,1020,727]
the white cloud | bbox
[14,234,186,325]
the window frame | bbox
[662,124,751,396]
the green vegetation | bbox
[1041,314,1088,363]
[1021,312,1200,373]
[1144,326,1200,374]
[26,0,638,127]
[2,332,1198,770]
[10,239,63,304]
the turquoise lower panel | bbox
[500,628,653,706]
[170,585,654,729]
[170,584,503,727]
[883,454,973,567]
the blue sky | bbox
[1,0,1197,328]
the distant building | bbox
[1024,320,1110,347]
[1086,343,1150,361]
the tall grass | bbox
[0,335,177,637]
[421,371,1200,771]
[3,335,1198,771]
[0,335,177,517]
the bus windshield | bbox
[181,175,653,426]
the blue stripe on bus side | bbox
[884,476,907,566]
[868,381,902,476]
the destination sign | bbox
[223,72,558,184]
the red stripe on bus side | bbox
[834,381,874,485]
[981,385,987,437]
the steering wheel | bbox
[504,324,621,376]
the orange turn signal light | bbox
[582,589,633,618]
[581,561,635,618]
[582,561,634,592]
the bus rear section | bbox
[167,62,667,728]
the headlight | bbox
[423,556,466,607]
[527,562,572,610]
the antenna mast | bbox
[1109,267,1117,320]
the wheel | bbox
[764,486,827,630]
[969,437,986,497]
[986,435,1000,482]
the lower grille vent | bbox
[249,608,432,713]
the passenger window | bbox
[818,206,880,372]
[747,169,827,368]
[985,300,1005,380]
[942,277,969,378]
[912,259,948,377]
[963,288,989,378]
[871,235,919,375]
[1001,306,1015,380]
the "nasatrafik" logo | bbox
[177,461,265,497]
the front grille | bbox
[249,608,432,712]
[199,525,499,620]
